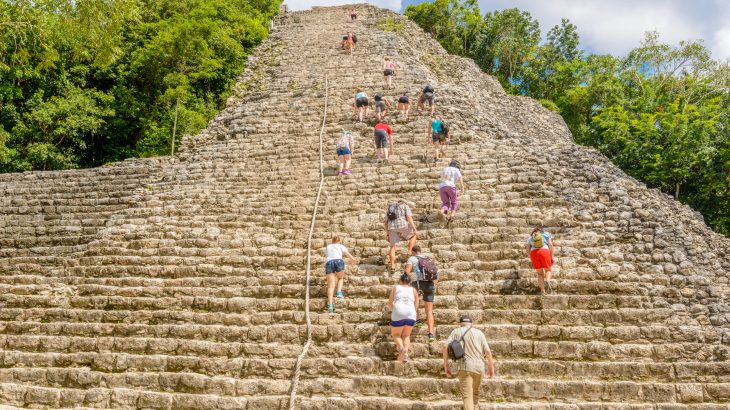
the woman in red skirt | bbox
[525,227,554,294]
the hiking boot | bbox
[326,304,334,313]
[427,333,436,342]
[335,291,345,300]
[414,320,425,328]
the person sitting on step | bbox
[374,92,392,122]
[354,87,369,122]
[373,119,394,162]
[383,56,397,89]
[417,84,435,116]
[341,32,356,54]
[397,92,411,120]
[525,227,555,294]
[335,130,355,176]
[324,235,356,313]
[438,160,465,220]
[388,273,418,363]
[405,245,438,342]
[384,199,418,273]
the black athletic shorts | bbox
[374,129,389,148]
[384,69,394,76]
[422,92,434,105]
[412,280,436,303]
[398,96,409,104]
[356,97,368,108]
[432,132,447,143]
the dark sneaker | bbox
[427,333,436,342]
[414,320,425,328]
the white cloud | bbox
[478,0,730,59]
[284,0,402,12]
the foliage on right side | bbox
[406,0,730,236]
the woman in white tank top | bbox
[388,273,419,363]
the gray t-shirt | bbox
[445,325,491,374]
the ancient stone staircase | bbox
[1,4,729,409]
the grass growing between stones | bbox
[377,16,407,33]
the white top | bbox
[325,243,348,262]
[391,284,417,322]
[438,166,462,189]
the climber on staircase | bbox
[525,227,555,294]
[427,114,450,161]
[354,87,369,122]
[438,160,465,220]
[383,56,397,89]
[324,235,356,313]
[388,273,419,363]
[405,245,438,343]
[348,8,357,20]
[374,92,392,121]
[384,200,418,274]
[335,130,354,176]
[397,92,411,120]
[417,84,435,116]
[373,119,394,161]
[341,32,357,54]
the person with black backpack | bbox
[427,114,449,161]
[417,84,435,116]
[384,200,418,273]
[405,245,437,343]
[442,315,495,410]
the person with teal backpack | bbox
[427,114,450,161]
[525,227,555,294]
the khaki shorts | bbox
[388,226,415,245]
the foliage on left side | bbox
[0,0,281,172]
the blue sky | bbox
[284,0,730,60]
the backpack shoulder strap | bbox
[459,326,472,343]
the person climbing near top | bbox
[427,114,450,161]
[384,199,418,273]
[405,245,438,343]
[438,160,465,220]
[324,235,356,313]
[374,92,392,121]
[373,119,394,162]
[525,227,555,294]
[341,32,357,54]
[354,87,369,122]
[383,56,397,89]
[397,92,411,121]
[335,130,355,176]
[417,84,435,116]
[348,8,357,20]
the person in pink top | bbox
[383,56,397,89]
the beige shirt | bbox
[445,325,491,374]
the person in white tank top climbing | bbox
[388,273,419,363]
[323,235,356,313]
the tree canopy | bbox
[0,0,280,171]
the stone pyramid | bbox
[1,4,729,409]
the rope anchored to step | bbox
[288,73,329,410]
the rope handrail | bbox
[288,73,328,410]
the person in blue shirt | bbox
[354,87,369,122]
[426,115,448,161]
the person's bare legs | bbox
[358,107,364,122]
[391,327,404,358]
[405,104,410,120]
[338,155,345,173]
[433,142,439,160]
[425,301,434,335]
[335,271,345,294]
[326,274,336,305]
[537,268,546,293]
[401,326,413,362]
[388,244,397,270]
[440,141,446,157]
[344,154,352,172]
[407,234,417,254]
